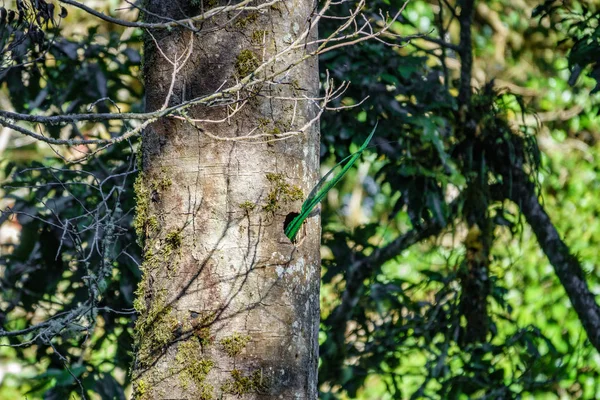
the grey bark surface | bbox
[131,1,321,399]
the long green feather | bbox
[285,123,378,241]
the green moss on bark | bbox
[175,340,215,399]
[133,378,150,400]
[263,173,303,213]
[133,170,172,242]
[190,311,216,347]
[234,12,258,29]
[235,49,259,78]
[238,201,256,213]
[251,30,268,45]
[133,174,152,240]
[134,289,178,368]
[221,369,269,396]
[220,333,251,357]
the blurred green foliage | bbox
[0,0,600,399]
[317,0,600,399]
[0,1,142,398]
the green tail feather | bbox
[285,122,378,241]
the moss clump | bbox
[234,12,258,29]
[196,385,215,400]
[132,266,150,314]
[133,169,172,242]
[151,175,172,192]
[136,143,144,171]
[133,378,150,400]
[257,118,291,136]
[133,173,152,240]
[134,289,178,368]
[257,117,270,129]
[146,215,159,233]
[221,369,268,396]
[238,201,256,212]
[134,227,183,314]
[165,230,183,249]
[263,173,304,213]
[162,229,184,277]
[191,311,215,347]
[220,333,251,357]
[176,340,215,399]
[277,119,292,132]
[251,30,268,45]
[235,49,259,78]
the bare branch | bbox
[506,169,600,353]
[2,0,408,149]
[58,0,283,30]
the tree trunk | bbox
[131,1,321,399]
[507,170,600,352]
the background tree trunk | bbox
[131,1,321,398]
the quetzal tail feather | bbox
[285,122,378,241]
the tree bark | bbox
[456,0,491,344]
[131,1,321,399]
[457,0,476,106]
